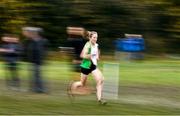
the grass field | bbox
[0,59,180,115]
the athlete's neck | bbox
[90,41,96,46]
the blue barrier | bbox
[115,37,145,52]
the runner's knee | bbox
[97,79,103,85]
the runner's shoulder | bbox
[84,41,91,48]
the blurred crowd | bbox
[0,27,48,93]
[0,26,88,94]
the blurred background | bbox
[0,0,180,115]
[0,0,179,54]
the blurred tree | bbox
[0,0,27,34]
[0,0,179,53]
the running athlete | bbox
[71,31,107,105]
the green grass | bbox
[119,60,180,86]
[0,59,180,115]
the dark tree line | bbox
[0,0,179,53]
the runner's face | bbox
[90,33,98,44]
